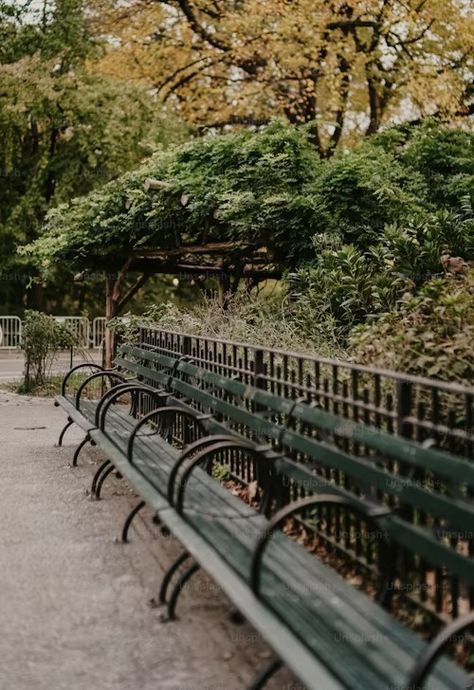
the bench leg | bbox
[91,459,111,497]
[73,434,90,467]
[57,418,74,446]
[94,463,118,500]
[159,551,190,604]
[248,659,283,690]
[229,609,245,625]
[166,562,200,621]
[121,500,146,543]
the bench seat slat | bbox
[137,455,463,690]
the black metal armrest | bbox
[165,434,239,504]
[98,385,167,432]
[171,439,271,515]
[250,494,391,595]
[61,362,105,397]
[94,382,166,428]
[74,370,126,410]
[406,610,474,689]
[127,406,211,466]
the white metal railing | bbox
[0,315,106,349]
[53,316,91,349]
[92,317,106,349]
[0,316,22,348]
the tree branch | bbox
[117,273,149,313]
[173,0,230,51]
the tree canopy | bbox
[0,0,187,311]
[23,120,474,283]
[92,0,474,155]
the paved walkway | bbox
[0,392,291,690]
[0,351,101,382]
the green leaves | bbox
[24,121,323,273]
[20,309,78,390]
[349,271,474,384]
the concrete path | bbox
[0,392,294,690]
[0,351,101,382]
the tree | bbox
[0,0,187,312]
[92,0,474,156]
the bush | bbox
[371,120,474,210]
[23,121,323,277]
[20,310,77,391]
[308,143,427,248]
[287,243,405,342]
[109,292,346,359]
[286,197,474,343]
[349,271,474,384]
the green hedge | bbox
[22,120,474,279]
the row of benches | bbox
[55,343,474,690]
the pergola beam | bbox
[132,241,262,258]
[132,261,282,279]
[98,237,281,366]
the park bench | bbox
[55,344,474,690]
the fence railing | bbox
[0,316,22,348]
[0,315,106,349]
[139,326,474,459]
[138,326,474,625]
[92,317,106,349]
[53,316,90,349]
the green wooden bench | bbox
[55,344,474,690]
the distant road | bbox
[0,350,102,382]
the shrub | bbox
[109,292,346,359]
[371,119,474,210]
[287,197,474,344]
[22,121,323,277]
[287,243,406,342]
[20,310,77,391]
[349,271,474,384]
[308,142,427,248]
[25,119,474,279]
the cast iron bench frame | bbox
[54,345,474,690]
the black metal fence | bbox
[139,327,473,456]
[138,326,474,625]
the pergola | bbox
[91,187,282,365]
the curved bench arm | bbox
[94,382,166,428]
[406,610,474,689]
[74,370,126,410]
[250,495,391,595]
[61,362,105,397]
[173,439,271,515]
[98,385,167,432]
[127,406,210,465]
[166,434,241,504]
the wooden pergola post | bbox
[104,262,150,368]
[104,274,116,369]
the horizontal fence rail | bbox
[138,326,474,626]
